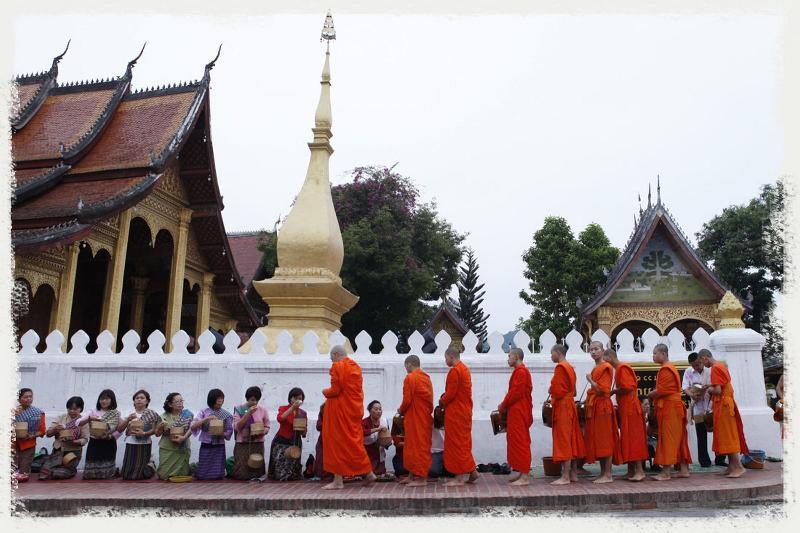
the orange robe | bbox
[710,363,749,456]
[499,364,533,473]
[322,357,373,476]
[653,363,692,466]
[615,363,649,462]
[584,361,622,464]
[398,368,434,478]
[550,360,586,462]
[440,360,476,474]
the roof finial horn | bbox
[647,183,652,208]
[204,44,223,78]
[50,39,71,76]
[125,42,147,78]
[657,174,661,204]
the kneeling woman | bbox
[79,389,121,479]
[40,396,90,480]
[117,389,161,480]
[156,392,194,480]
[233,386,270,480]
[192,388,233,480]
[268,387,307,481]
[362,400,390,475]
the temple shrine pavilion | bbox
[580,182,748,345]
[11,43,258,351]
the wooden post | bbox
[53,243,80,350]
[100,209,133,340]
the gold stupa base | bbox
[244,270,358,354]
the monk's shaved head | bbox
[329,345,347,362]
[445,347,460,358]
[509,347,524,360]
[404,354,421,368]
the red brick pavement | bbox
[13,466,782,515]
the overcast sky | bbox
[12,13,784,334]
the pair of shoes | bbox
[12,472,29,482]
[477,464,492,473]
[493,463,511,475]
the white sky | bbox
[12,14,784,334]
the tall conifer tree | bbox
[456,249,490,343]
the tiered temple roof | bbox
[11,44,257,328]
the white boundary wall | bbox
[15,325,781,470]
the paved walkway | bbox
[14,464,782,515]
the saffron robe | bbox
[584,361,622,464]
[499,364,533,473]
[398,368,434,478]
[322,357,373,476]
[653,363,692,466]
[615,363,649,462]
[710,363,749,456]
[439,360,476,474]
[550,361,586,462]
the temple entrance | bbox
[611,320,660,350]
[68,245,111,351]
[15,280,55,352]
[116,218,174,351]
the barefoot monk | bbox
[397,355,433,487]
[439,347,479,486]
[698,348,749,478]
[584,341,622,484]
[648,343,691,480]
[605,348,648,482]
[498,347,533,485]
[321,345,376,489]
[549,344,586,485]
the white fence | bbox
[15,325,780,471]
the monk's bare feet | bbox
[551,477,571,485]
[569,473,579,482]
[321,480,344,490]
[726,467,746,478]
[577,467,591,476]
[445,479,465,487]
[361,472,377,486]
[651,473,671,481]
[466,470,480,484]
[510,475,530,486]
[628,473,646,482]
[592,475,614,484]
[507,472,522,483]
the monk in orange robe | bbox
[397,354,433,487]
[648,343,691,480]
[549,344,586,485]
[439,346,478,486]
[498,347,533,485]
[584,341,622,483]
[605,348,648,482]
[321,345,376,489]
[698,349,749,478]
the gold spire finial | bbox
[717,290,745,329]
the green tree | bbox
[455,248,490,343]
[258,166,464,349]
[518,217,618,343]
[696,181,784,361]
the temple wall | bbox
[15,326,781,471]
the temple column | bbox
[53,243,79,350]
[164,208,192,351]
[597,306,612,336]
[129,276,150,336]
[194,272,214,343]
[100,209,133,340]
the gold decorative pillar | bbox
[195,272,214,340]
[129,276,149,335]
[597,306,612,335]
[53,243,79,349]
[717,291,745,329]
[250,15,358,354]
[100,208,133,339]
[164,208,192,351]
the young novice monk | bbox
[397,354,433,487]
[648,344,691,480]
[549,344,586,485]
[498,347,533,485]
[605,349,648,481]
[584,341,622,483]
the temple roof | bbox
[581,188,742,318]
[11,45,257,328]
[227,231,265,288]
